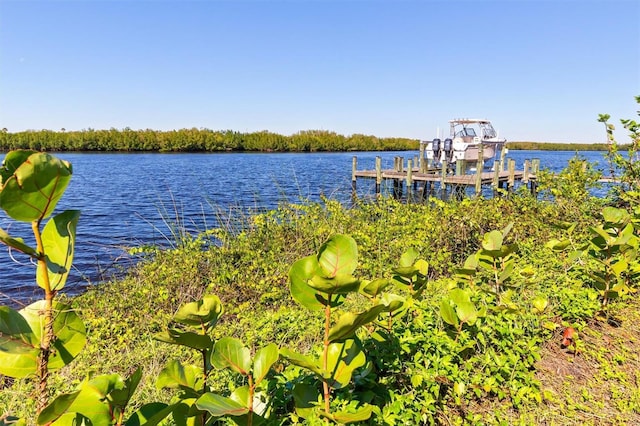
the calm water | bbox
[0,150,608,306]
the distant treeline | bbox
[506,141,623,151]
[0,128,419,152]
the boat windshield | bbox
[455,127,477,137]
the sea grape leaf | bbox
[156,360,201,392]
[195,393,249,417]
[292,383,321,419]
[110,367,143,409]
[154,328,213,351]
[331,405,374,424]
[481,230,503,252]
[326,339,365,389]
[0,151,72,222]
[36,391,81,425]
[317,235,358,278]
[279,348,323,377]
[37,210,80,291]
[289,254,323,311]
[0,150,37,185]
[399,248,419,268]
[0,306,39,378]
[173,295,223,328]
[328,305,386,342]
[603,207,628,225]
[211,337,251,375]
[124,403,172,426]
[359,278,390,298]
[456,302,478,325]
[440,299,458,327]
[308,274,360,294]
[252,343,278,385]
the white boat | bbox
[422,119,507,170]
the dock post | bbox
[492,161,501,197]
[508,159,516,193]
[351,156,357,199]
[406,159,413,202]
[375,156,382,197]
[531,158,540,195]
[475,163,482,197]
[419,143,425,171]
[523,160,530,185]
[500,145,507,172]
[440,162,447,200]
[455,159,466,176]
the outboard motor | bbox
[443,138,453,164]
[431,138,441,163]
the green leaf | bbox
[359,278,390,298]
[326,339,365,389]
[546,239,571,251]
[279,348,323,377]
[399,247,419,267]
[482,230,503,251]
[456,302,478,326]
[603,207,628,225]
[289,255,323,311]
[532,296,548,313]
[50,374,125,426]
[448,288,471,305]
[19,301,86,371]
[308,273,361,294]
[154,328,213,351]
[173,295,223,328]
[0,227,36,256]
[156,360,201,391]
[124,403,172,426]
[252,343,278,385]
[0,151,72,222]
[37,210,80,291]
[0,306,38,378]
[0,150,37,184]
[37,391,81,425]
[110,367,143,409]
[440,299,459,327]
[195,393,249,417]
[211,337,251,375]
[317,235,358,278]
[292,383,321,419]
[414,259,429,276]
[328,305,386,342]
[332,405,374,424]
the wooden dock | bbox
[351,155,540,200]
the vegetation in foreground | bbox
[0,99,638,424]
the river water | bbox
[0,150,609,306]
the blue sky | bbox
[1,0,638,143]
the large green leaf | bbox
[211,337,251,375]
[110,367,142,409]
[156,360,202,392]
[154,328,213,351]
[252,343,278,385]
[481,230,503,252]
[47,374,125,426]
[308,274,360,294]
[317,235,358,278]
[0,152,72,222]
[439,299,458,327]
[0,227,36,256]
[456,302,478,326]
[20,300,86,370]
[328,305,386,342]
[173,295,223,328]
[330,405,374,424]
[0,312,38,377]
[603,206,629,225]
[289,255,323,311]
[292,383,321,419]
[37,210,80,291]
[37,391,81,425]
[124,403,172,426]
[398,248,419,268]
[0,150,37,185]
[195,393,249,417]
[279,348,323,377]
[326,339,365,389]
[359,278,391,298]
